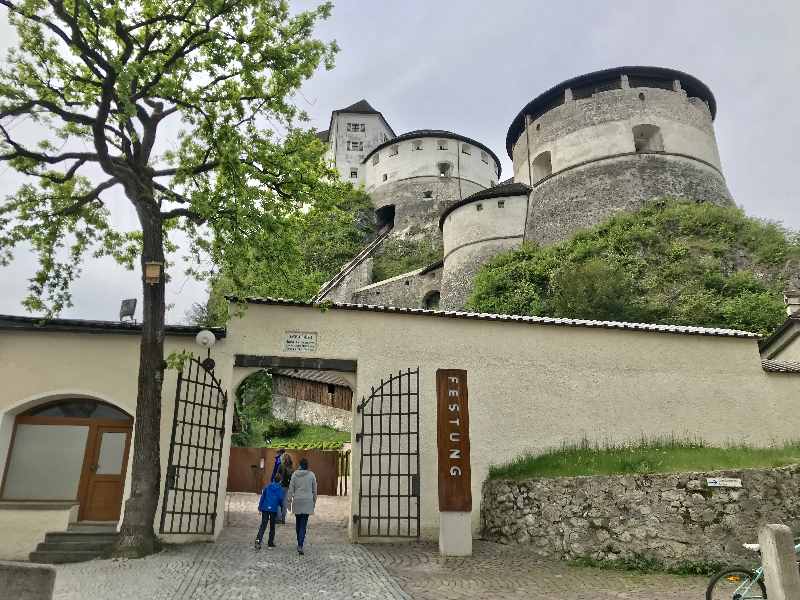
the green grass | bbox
[263,422,350,450]
[488,437,800,480]
[570,556,726,577]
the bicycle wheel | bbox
[706,567,767,599]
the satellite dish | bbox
[195,329,216,349]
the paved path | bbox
[54,493,709,599]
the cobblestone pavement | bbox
[54,493,709,599]
[54,494,409,600]
[368,541,709,600]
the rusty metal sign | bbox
[436,369,471,512]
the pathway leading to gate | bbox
[54,493,710,599]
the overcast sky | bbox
[1,0,798,322]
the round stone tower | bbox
[439,182,531,310]
[506,66,733,245]
[363,130,501,239]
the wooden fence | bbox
[227,447,350,496]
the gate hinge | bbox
[355,433,363,443]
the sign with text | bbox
[706,477,742,488]
[436,369,471,512]
[283,331,318,353]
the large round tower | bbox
[363,130,501,238]
[506,66,733,245]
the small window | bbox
[347,141,364,152]
[404,280,410,286]
[497,200,505,208]
[382,173,388,181]
[476,203,483,211]
[412,140,423,151]
[382,133,388,141]
[423,190,433,198]
[437,140,448,150]
[536,123,541,131]
[372,153,380,165]
[327,383,335,394]
[389,145,399,156]
[462,144,471,155]
[532,151,552,183]
[480,151,488,164]
[437,162,452,177]
[632,124,664,152]
[347,122,365,133]
[350,168,358,179]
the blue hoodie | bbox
[258,482,285,513]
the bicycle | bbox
[706,540,800,599]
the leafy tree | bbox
[468,200,798,335]
[0,0,342,556]
[189,187,375,325]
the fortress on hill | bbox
[312,66,734,311]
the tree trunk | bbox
[113,206,165,557]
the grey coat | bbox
[287,469,317,515]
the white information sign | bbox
[283,331,318,353]
[706,477,742,488]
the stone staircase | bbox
[30,522,117,564]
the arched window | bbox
[632,124,664,152]
[422,291,440,310]
[531,151,552,183]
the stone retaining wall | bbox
[272,393,351,431]
[482,465,800,566]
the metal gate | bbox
[160,354,228,534]
[355,368,420,538]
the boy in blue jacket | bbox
[255,472,285,549]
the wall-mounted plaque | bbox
[283,331,318,353]
[436,369,471,512]
[706,477,742,488]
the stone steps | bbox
[30,524,118,564]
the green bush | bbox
[265,419,302,438]
[468,199,799,335]
[372,237,442,281]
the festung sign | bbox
[436,369,471,512]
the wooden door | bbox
[79,426,132,521]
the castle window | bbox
[536,123,541,131]
[347,141,363,151]
[382,173,388,181]
[412,140,423,151]
[497,200,505,208]
[350,168,358,179]
[531,151,552,183]
[476,203,483,211]
[422,291,440,310]
[632,124,664,152]
[382,133,388,141]
[347,122,365,133]
[423,190,433,198]
[390,145,399,156]
[437,162,452,177]
[462,144,471,155]
[373,153,380,165]
[437,140,448,150]
[480,151,488,164]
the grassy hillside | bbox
[489,439,800,480]
[468,200,799,335]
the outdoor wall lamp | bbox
[144,261,163,285]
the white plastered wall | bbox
[220,303,800,541]
[0,329,234,558]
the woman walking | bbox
[276,453,294,524]
[286,458,317,555]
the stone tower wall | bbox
[440,191,529,310]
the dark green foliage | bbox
[191,188,376,325]
[468,200,799,334]
[372,237,443,282]
[265,419,302,438]
[231,371,273,447]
